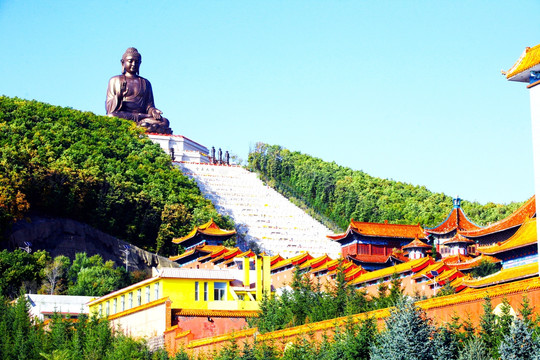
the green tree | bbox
[322,317,377,360]
[214,337,240,360]
[478,296,498,359]
[370,299,435,360]
[248,142,523,231]
[499,317,540,360]
[0,249,49,298]
[0,96,232,255]
[388,272,404,305]
[282,337,318,360]
[457,338,491,360]
[471,260,501,278]
[67,253,129,296]
[432,326,459,360]
[496,298,515,347]
[41,255,70,295]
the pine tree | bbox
[12,294,40,360]
[282,337,318,360]
[496,298,514,350]
[370,299,435,360]
[173,349,190,360]
[478,296,498,358]
[499,317,540,360]
[457,338,491,360]
[519,295,536,329]
[432,326,459,360]
[214,337,240,360]
[388,272,404,305]
[239,340,256,360]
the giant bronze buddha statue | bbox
[106,47,172,134]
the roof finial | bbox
[453,196,461,208]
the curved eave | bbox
[461,224,521,239]
[425,208,483,235]
[505,45,540,81]
[463,263,538,288]
[442,237,475,246]
[460,196,536,238]
[477,219,537,255]
[478,242,537,256]
[403,238,431,250]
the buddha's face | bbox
[122,55,141,75]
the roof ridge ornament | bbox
[453,196,461,208]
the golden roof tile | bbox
[402,237,431,250]
[462,262,538,288]
[172,219,236,244]
[460,196,535,237]
[477,218,537,255]
[505,45,540,81]
[350,257,431,286]
[328,219,426,241]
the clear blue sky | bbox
[1,1,538,205]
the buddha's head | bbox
[121,47,142,75]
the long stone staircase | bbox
[176,162,341,258]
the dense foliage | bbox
[0,97,233,254]
[0,249,142,299]
[248,143,525,231]
[3,290,540,359]
[213,296,540,360]
[0,294,174,360]
[250,266,403,333]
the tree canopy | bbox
[0,97,233,254]
[248,143,525,231]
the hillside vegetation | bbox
[248,143,524,231]
[0,96,233,254]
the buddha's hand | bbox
[150,108,163,120]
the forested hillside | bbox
[0,97,233,254]
[248,143,525,231]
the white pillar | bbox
[528,82,540,272]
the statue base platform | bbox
[147,133,210,163]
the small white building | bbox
[25,294,93,320]
[147,133,209,163]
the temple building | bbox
[459,196,536,246]
[504,44,540,266]
[172,219,236,250]
[443,253,501,274]
[424,197,482,256]
[87,257,271,346]
[442,233,475,257]
[477,218,538,269]
[169,245,254,269]
[327,219,425,271]
[402,237,432,260]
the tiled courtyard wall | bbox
[171,277,540,358]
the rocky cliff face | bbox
[4,217,178,270]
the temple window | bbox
[204,282,208,301]
[146,286,151,303]
[195,281,199,301]
[128,292,133,308]
[137,289,141,306]
[121,295,125,311]
[113,298,117,314]
[154,283,159,300]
